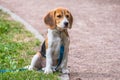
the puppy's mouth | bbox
[56,27,66,31]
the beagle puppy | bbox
[28,7,73,74]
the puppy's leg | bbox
[61,49,69,73]
[29,52,42,70]
[44,48,53,74]
[61,39,70,74]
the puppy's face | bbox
[44,8,73,30]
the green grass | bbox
[0,9,60,80]
[0,71,59,80]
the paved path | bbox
[1,0,120,80]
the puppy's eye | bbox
[66,15,69,18]
[57,15,62,18]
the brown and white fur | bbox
[28,7,73,74]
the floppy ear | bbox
[44,11,56,29]
[69,12,73,29]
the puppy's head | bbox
[44,8,73,30]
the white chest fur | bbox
[47,29,61,59]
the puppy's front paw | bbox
[44,67,53,74]
[28,66,37,70]
[62,68,70,74]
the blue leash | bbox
[55,44,64,70]
[0,68,27,73]
[0,70,12,73]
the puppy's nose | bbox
[64,22,68,26]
